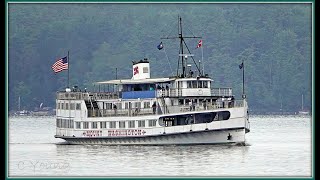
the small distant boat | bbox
[30,103,55,116]
[14,96,30,116]
[298,94,309,115]
[15,109,30,116]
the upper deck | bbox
[56,87,233,101]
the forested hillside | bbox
[8,3,312,113]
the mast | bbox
[179,17,185,77]
[18,96,21,111]
[302,94,304,110]
[161,16,202,77]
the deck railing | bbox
[156,88,232,97]
[57,92,119,100]
[210,88,233,96]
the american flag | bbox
[52,56,68,73]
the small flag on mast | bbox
[239,62,244,69]
[52,56,68,73]
[157,42,164,50]
[196,40,202,48]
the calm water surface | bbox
[8,115,312,177]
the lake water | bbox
[8,115,312,177]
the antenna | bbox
[161,16,202,77]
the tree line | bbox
[8,3,312,113]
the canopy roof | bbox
[95,77,176,85]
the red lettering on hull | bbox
[107,129,146,137]
[83,130,102,137]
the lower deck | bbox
[55,108,250,141]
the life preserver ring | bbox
[198,89,203,95]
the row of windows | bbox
[56,119,74,128]
[57,102,81,110]
[158,111,231,127]
[58,119,158,129]
[187,81,209,88]
[103,101,151,110]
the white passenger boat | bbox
[54,17,250,145]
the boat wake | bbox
[235,142,251,146]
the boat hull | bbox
[55,127,246,145]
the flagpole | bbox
[68,50,70,88]
[242,59,245,99]
[201,44,204,75]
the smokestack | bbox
[132,58,150,80]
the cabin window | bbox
[116,103,122,110]
[106,103,113,110]
[187,81,192,88]
[61,103,64,110]
[119,121,126,128]
[138,120,145,127]
[70,120,74,128]
[92,122,98,129]
[143,67,148,73]
[192,81,197,88]
[203,81,208,88]
[199,99,204,105]
[63,119,67,128]
[70,103,75,110]
[144,102,150,108]
[158,118,164,126]
[214,111,231,121]
[165,121,173,127]
[198,81,203,88]
[83,122,89,129]
[56,119,60,128]
[125,102,129,109]
[148,119,157,127]
[76,122,81,129]
[128,121,135,128]
[109,121,116,128]
[57,103,60,110]
[100,122,107,129]
[76,103,81,110]
[134,102,141,109]
[62,120,65,128]
[178,99,184,105]
[66,103,69,110]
